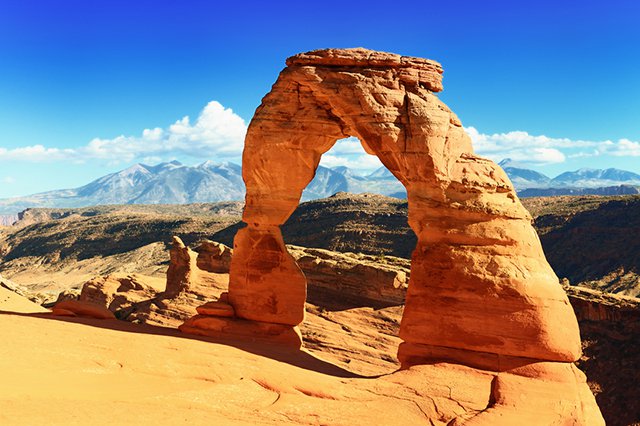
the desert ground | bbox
[1,193,639,424]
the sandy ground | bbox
[0,286,49,313]
[0,306,495,426]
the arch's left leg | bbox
[180,72,346,347]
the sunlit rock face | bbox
[166,236,200,296]
[183,48,604,424]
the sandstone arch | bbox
[179,48,604,424]
[216,48,581,365]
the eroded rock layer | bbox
[183,48,603,424]
[196,241,410,306]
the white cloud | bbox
[1,101,638,172]
[0,101,247,164]
[319,137,384,172]
[607,138,640,156]
[81,101,247,162]
[320,153,384,170]
[1,176,15,184]
[0,145,76,162]
[465,127,640,165]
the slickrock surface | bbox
[0,311,602,426]
[0,285,48,313]
[201,47,602,423]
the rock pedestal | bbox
[180,48,603,423]
[165,236,199,296]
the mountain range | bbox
[0,161,244,216]
[499,159,640,190]
[0,159,639,218]
[0,160,404,216]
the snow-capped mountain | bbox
[2,159,639,218]
[302,165,404,200]
[496,160,640,197]
[519,185,640,198]
[550,168,640,188]
[0,161,245,215]
[0,162,406,216]
[498,159,551,190]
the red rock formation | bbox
[181,48,603,423]
[289,245,408,306]
[196,241,409,306]
[196,240,233,273]
[166,236,199,295]
[566,284,640,322]
[74,238,228,327]
[52,300,115,320]
[79,274,159,311]
[196,300,235,317]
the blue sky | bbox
[0,0,639,197]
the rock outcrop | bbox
[73,238,228,327]
[289,246,408,306]
[178,48,603,423]
[195,240,233,273]
[195,241,409,306]
[79,274,160,310]
[567,284,640,322]
[166,236,199,295]
[52,300,116,320]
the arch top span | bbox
[242,47,475,227]
[285,47,444,92]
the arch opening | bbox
[302,136,405,201]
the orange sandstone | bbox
[178,47,603,424]
[53,300,116,320]
[166,236,199,295]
